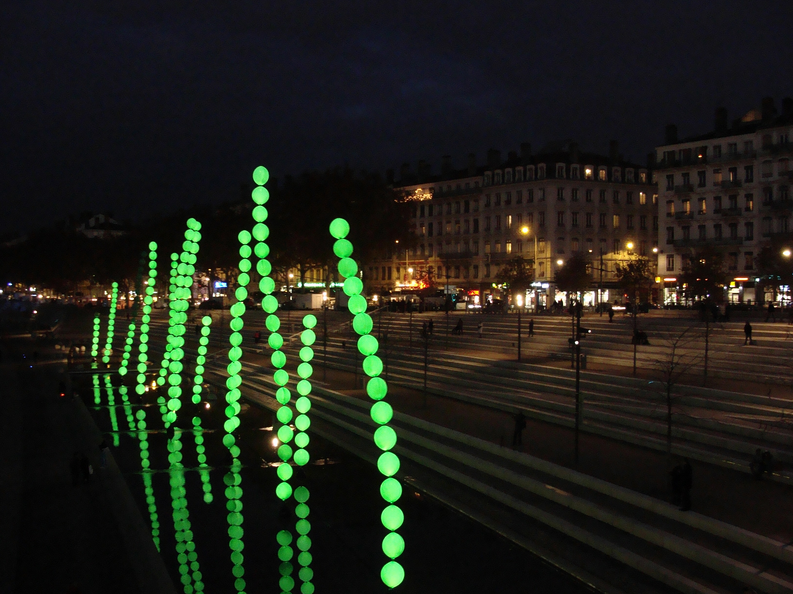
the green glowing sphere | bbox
[329,218,350,239]
[332,238,353,258]
[252,166,269,185]
[262,295,278,312]
[238,230,252,245]
[299,346,314,362]
[228,525,244,540]
[295,381,310,397]
[294,448,309,466]
[297,362,312,379]
[296,396,311,413]
[230,302,245,317]
[343,276,363,296]
[357,334,378,356]
[228,346,242,361]
[300,329,316,346]
[260,277,275,294]
[227,499,243,512]
[348,294,367,315]
[337,257,358,278]
[371,401,393,424]
[266,315,280,332]
[276,387,291,405]
[377,452,400,477]
[301,581,315,594]
[251,186,269,205]
[279,576,295,592]
[374,426,397,451]
[235,287,247,302]
[295,503,310,519]
[353,313,373,335]
[276,482,293,501]
[298,551,312,567]
[222,434,236,448]
[381,479,401,503]
[278,425,294,443]
[295,432,309,449]
[238,259,251,273]
[294,485,310,503]
[256,258,271,275]
[363,355,383,377]
[276,530,293,546]
[227,361,241,376]
[278,545,293,562]
[252,223,269,242]
[268,333,283,350]
[295,414,310,431]
[277,444,292,462]
[296,519,311,535]
[149,241,158,250]
[381,561,405,588]
[252,206,268,223]
[271,351,286,369]
[302,314,317,329]
[382,532,405,559]
[296,535,312,552]
[277,463,293,481]
[381,505,404,531]
[276,406,293,424]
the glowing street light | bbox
[783,249,791,258]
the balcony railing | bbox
[674,184,693,194]
[674,212,694,220]
[720,180,743,189]
[719,207,742,217]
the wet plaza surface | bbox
[78,372,592,594]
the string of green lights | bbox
[102,282,119,364]
[330,217,405,589]
[91,314,101,361]
[104,374,120,447]
[156,255,180,390]
[119,253,146,377]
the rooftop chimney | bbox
[714,107,728,132]
[520,142,532,163]
[664,124,678,144]
[467,153,476,175]
[762,96,777,121]
[486,148,501,168]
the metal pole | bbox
[599,248,604,316]
[323,305,327,382]
[409,307,412,352]
[574,307,582,464]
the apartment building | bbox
[368,141,657,309]
[655,97,793,304]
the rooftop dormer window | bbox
[538,164,546,179]
[556,164,565,178]
[612,167,622,182]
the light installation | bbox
[156,255,180,389]
[190,315,214,504]
[102,282,119,364]
[91,314,101,361]
[119,253,146,377]
[134,242,159,396]
[331,217,405,588]
[104,373,120,446]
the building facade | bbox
[655,97,793,305]
[368,141,657,309]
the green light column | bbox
[119,253,146,376]
[91,315,101,361]
[190,315,214,504]
[102,282,119,364]
[157,255,180,388]
[104,374,120,446]
[330,217,405,589]
[134,242,159,397]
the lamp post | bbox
[520,225,539,312]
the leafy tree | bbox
[756,240,793,302]
[554,253,591,295]
[495,256,534,301]
[678,248,727,302]
[615,257,654,304]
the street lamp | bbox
[520,225,539,311]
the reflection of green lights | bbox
[102,282,119,364]
[93,374,101,405]
[332,217,405,587]
[104,374,119,447]
[134,407,159,549]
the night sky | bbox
[3,1,792,236]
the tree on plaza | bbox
[678,248,727,303]
[616,256,656,375]
[495,256,534,304]
[554,253,591,298]
[755,240,793,302]
[267,168,407,290]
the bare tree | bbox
[647,324,703,469]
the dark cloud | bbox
[2,1,792,235]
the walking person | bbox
[477,322,484,338]
[766,301,776,322]
[679,459,692,511]
[744,321,753,345]
[428,319,434,335]
[528,318,534,337]
[253,330,261,344]
[608,308,614,323]
[512,411,526,446]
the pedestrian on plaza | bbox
[99,439,109,470]
[766,301,776,322]
[528,318,534,337]
[452,318,463,335]
[512,411,526,446]
[428,319,434,335]
[477,322,484,338]
[195,323,201,336]
[608,308,614,323]
[744,321,753,345]
[253,330,261,344]
[679,459,692,511]
[79,453,92,483]
[70,452,81,487]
